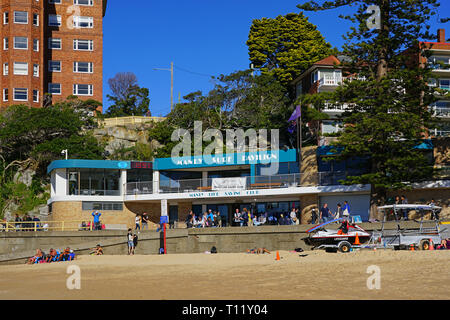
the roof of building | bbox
[313,55,341,66]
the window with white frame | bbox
[3,37,8,50]
[3,63,8,76]
[33,13,39,26]
[33,90,39,102]
[73,62,93,73]
[48,83,61,95]
[49,0,62,4]
[33,64,39,77]
[73,16,93,28]
[13,37,28,50]
[48,60,61,72]
[13,62,28,75]
[13,88,28,101]
[3,12,8,24]
[73,84,93,96]
[3,88,8,101]
[74,0,93,5]
[49,38,61,50]
[14,11,28,24]
[73,39,93,51]
[48,14,61,26]
[33,39,39,51]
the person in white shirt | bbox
[290,209,297,225]
[135,215,141,231]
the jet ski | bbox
[304,218,371,248]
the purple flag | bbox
[288,105,301,122]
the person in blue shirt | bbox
[91,211,102,231]
[320,203,332,223]
[342,201,351,219]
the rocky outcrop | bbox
[93,123,154,155]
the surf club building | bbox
[46,148,377,229]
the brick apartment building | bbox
[0,0,106,110]
[292,28,450,143]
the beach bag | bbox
[343,208,349,216]
[211,246,217,254]
[159,248,165,254]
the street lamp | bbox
[61,149,68,160]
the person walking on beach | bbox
[141,213,149,230]
[335,203,343,221]
[320,203,332,223]
[135,215,141,231]
[127,229,134,255]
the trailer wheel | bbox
[420,240,430,251]
[338,241,352,253]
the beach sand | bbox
[0,250,449,300]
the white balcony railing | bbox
[318,76,342,88]
[432,107,450,118]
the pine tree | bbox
[298,0,447,216]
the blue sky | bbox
[103,0,449,117]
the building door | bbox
[217,205,229,227]
[169,205,178,224]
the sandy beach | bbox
[0,250,449,300]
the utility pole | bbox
[154,62,174,112]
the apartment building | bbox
[0,0,106,110]
[293,29,450,142]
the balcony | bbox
[125,172,356,195]
[431,107,450,118]
[318,76,342,89]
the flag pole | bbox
[297,105,302,163]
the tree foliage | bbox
[247,12,334,86]
[298,0,445,200]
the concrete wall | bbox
[0,221,434,265]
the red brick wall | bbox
[0,0,104,110]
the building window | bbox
[13,37,28,50]
[73,84,93,96]
[48,83,61,95]
[82,202,123,211]
[49,0,62,3]
[49,38,61,50]
[73,16,94,28]
[13,62,28,75]
[3,63,8,76]
[73,62,93,73]
[33,64,39,77]
[3,37,8,50]
[48,60,61,72]
[3,88,8,101]
[73,39,93,51]
[14,11,28,24]
[74,0,93,6]
[13,88,28,101]
[48,14,61,26]
[33,13,39,26]
[439,79,450,90]
[70,169,121,197]
[3,12,8,24]
[33,39,39,51]
[33,90,39,102]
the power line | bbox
[174,65,215,78]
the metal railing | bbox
[432,107,450,118]
[0,220,95,232]
[98,116,166,127]
[69,189,121,196]
[126,172,357,195]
